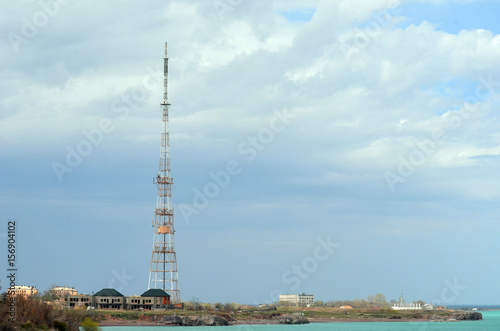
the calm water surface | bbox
[101,311,500,331]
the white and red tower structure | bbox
[148,42,181,305]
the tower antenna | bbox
[148,42,181,305]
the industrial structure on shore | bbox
[6,44,183,311]
[148,42,181,306]
[391,293,432,310]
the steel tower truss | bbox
[148,42,181,305]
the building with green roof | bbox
[93,288,125,309]
[127,289,171,310]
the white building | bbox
[279,293,314,306]
[51,286,78,297]
[392,293,423,310]
[8,285,38,298]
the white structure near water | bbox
[279,293,315,306]
[392,293,423,310]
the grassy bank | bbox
[92,306,457,323]
[275,306,454,320]
[0,297,460,331]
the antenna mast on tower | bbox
[148,42,181,305]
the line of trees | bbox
[276,293,389,308]
[310,294,426,309]
[0,295,94,331]
[184,298,246,312]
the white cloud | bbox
[3,0,500,302]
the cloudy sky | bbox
[2,0,500,305]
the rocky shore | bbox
[275,315,310,324]
[452,311,483,321]
[100,314,229,327]
[99,311,483,327]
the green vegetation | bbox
[273,306,455,321]
[0,291,460,330]
[0,295,87,331]
[85,304,456,323]
[35,285,59,302]
[21,321,36,330]
[277,293,406,309]
[80,318,101,331]
[53,320,69,331]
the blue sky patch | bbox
[276,8,316,22]
[424,78,483,115]
[397,1,500,35]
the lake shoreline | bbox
[99,316,470,327]
[95,308,483,327]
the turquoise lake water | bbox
[102,311,500,331]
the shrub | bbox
[53,320,69,331]
[222,303,234,312]
[80,318,101,331]
[21,322,35,330]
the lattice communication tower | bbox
[148,42,181,305]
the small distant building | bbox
[340,305,353,309]
[142,289,171,307]
[128,289,171,310]
[93,288,126,309]
[63,294,92,308]
[126,295,143,309]
[279,293,314,306]
[51,286,78,297]
[391,294,423,310]
[8,285,37,298]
